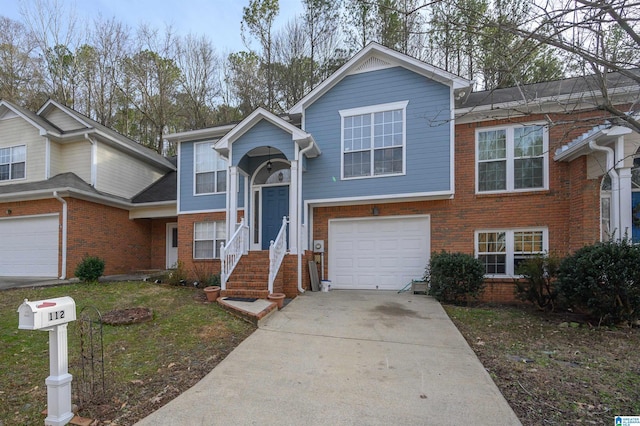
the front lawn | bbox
[445,304,640,425]
[1,282,255,425]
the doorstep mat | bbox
[223,297,258,302]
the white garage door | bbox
[0,215,59,277]
[329,215,430,290]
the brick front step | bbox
[220,289,270,299]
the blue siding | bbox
[179,141,227,212]
[303,66,452,201]
[231,120,295,166]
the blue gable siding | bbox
[302,66,452,202]
[231,120,295,166]
[179,141,227,212]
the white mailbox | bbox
[18,297,76,330]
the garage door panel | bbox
[329,216,430,290]
[0,215,59,277]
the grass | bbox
[444,304,640,425]
[1,282,255,425]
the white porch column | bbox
[228,166,238,238]
[289,159,298,254]
[619,167,633,239]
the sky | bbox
[2,0,305,53]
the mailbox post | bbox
[18,297,76,426]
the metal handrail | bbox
[220,218,249,290]
[268,216,288,294]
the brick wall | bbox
[65,198,152,277]
[177,212,225,280]
[312,111,612,295]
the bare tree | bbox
[176,33,221,129]
[0,16,44,108]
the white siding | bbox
[0,116,46,183]
[49,140,63,177]
[95,142,164,198]
[42,108,86,131]
[60,141,92,182]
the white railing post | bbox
[268,216,288,294]
[220,218,248,290]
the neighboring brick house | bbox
[0,99,177,278]
[166,43,640,302]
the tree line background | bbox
[1,0,638,154]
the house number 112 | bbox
[48,310,65,321]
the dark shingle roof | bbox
[131,156,177,203]
[0,172,99,195]
[456,69,640,109]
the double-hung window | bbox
[476,229,547,276]
[0,145,26,181]
[340,101,408,179]
[194,142,226,194]
[193,221,226,259]
[477,125,547,193]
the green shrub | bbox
[556,239,640,326]
[74,255,105,282]
[515,254,561,310]
[427,251,485,304]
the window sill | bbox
[475,188,548,198]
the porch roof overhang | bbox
[215,107,320,159]
[554,124,633,162]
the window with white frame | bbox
[477,125,547,193]
[476,229,547,276]
[193,221,226,259]
[194,142,227,194]
[340,101,407,179]
[0,145,26,181]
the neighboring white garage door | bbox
[329,215,430,290]
[0,214,59,277]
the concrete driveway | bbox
[135,290,520,425]
[0,276,68,290]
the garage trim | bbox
[328,214,430,290]
[0,213,60,277]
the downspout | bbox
[53,191,68,279]
[589,139,620,239]
[296,140,316,293]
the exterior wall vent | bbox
[351,56,393,75]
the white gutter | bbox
[53,191,68,279]
[86,134,98,187]
[589,139,620,239]
[296,139,317,294]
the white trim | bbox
[45,138,51,179]
[474,227,549,278]
[166,222,178,269]
[193,141,227,196]
[176,142,182,213]
[177,207,229,215]
[0,212,59,221]
[340,101,408,180]
[304,190,453,209]
[0,144,27,183]
[475,123,549,194]
[193,220,226,259]
[449,90,456,195]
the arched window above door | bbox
[254,162,291,185]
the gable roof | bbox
[0,100,62,134]
[216,107,320,158]
[37,99,175,171]
[289,42,471,115]
[132,157,177,203]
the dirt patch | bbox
[445,304,640,425]
[101,307,153,325]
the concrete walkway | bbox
[135,290,520,425]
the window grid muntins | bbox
[0,145,26,181]
[477,230,546,276]
[195,142,227,194]
[477,126,546,193]
[193,221,226,259]
[343,108,403,178]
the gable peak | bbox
[351,54,393,75]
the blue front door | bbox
[262,186,289,250]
